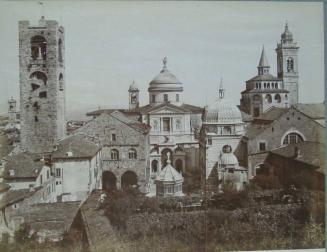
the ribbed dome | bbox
[281,23,293,43]
[206,97,243,124]
[128,80,139,92]
[148,57,183,92]
[220,153,239,166]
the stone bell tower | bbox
[19,17,66,153]
[276,23,299,105]
[128,80,139,110]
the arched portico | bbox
[121,171,138,190]
[102,171,117,192]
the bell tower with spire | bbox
[128,80,139,110]
[276,23,299,105]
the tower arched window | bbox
[30,71,48,86]
[59,74,64,91]
[287,57,294,72]
[265,94,272,103]
[128,148,137,159]
[31,35,47,60]
[282,132,304,145]
[110,149,119,160]
[274,94,281,103]
[58,39,63,63]
[285,94,288,100]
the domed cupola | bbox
[148,57,183,105]
[205,79,243,124]
[281,23,293,43]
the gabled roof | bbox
[254,107,289,122]
[244,123,270,139]
[0,188,41,210]
[52,135,101,160]
[294,103,325,119]
[3,152,46,180]
[109,110,150,133]
[86,108,140,117]
[270,142,324,172]
[138,103,203,115]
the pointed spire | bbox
[218,78,225,99]
[258,46,269,67]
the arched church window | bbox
[285,94,288,100]
[274,94,281,103]
[58,39,63,62]
[175,159,183,173]
[265,94,272,103]
[287,58,294,72]
[164,94,168,102]
[176,94,179,102]
[128,149,137,159]
[59,74,64,91]
[110,149,119,160]
[151,95,156,103]
[282,132,304,145]
[31,35,47,60]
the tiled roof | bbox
[52,135,101,160]
[270,142,324,173]
[241,88,288,94]
[239,110,253,122]
[155,162,183,183]
[3,152,45,180]
[25,202,81,234]
[294,103,325,119]
[246,74,281,82]
[86,108,140,117]
[110,110,151,134]
[0,188,40,210]
[254,107,289,122]
[244,123,270,139]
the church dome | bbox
[220,153,239,166]
[129,80,139,92]
[148,57,183,92]
[206,84,242,124]
[281,23,293,43]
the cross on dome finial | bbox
[166,152,171,164]
[162,57,167,70]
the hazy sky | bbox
[0,1,324,119]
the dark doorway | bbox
[102,171,117,191]
[175,159,183,173]
[121,171,138,190]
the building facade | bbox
[200,83,247,194]
[75,111,151,193]
[19,17,66,153]
[240,24,299,117]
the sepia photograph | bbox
[0,1,325,251]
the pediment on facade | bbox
[147,104,188,114]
